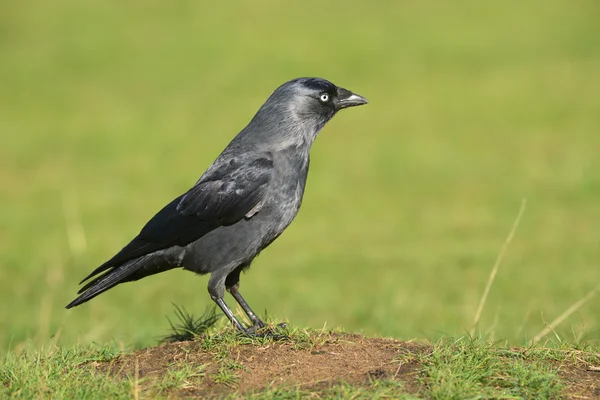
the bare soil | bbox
[557,360,600,399]
[95,333,600,398]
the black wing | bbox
[79,154,274,283]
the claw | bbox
[238,323,288,340]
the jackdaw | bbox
[66,77,368,335]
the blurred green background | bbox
[1,0,599,352]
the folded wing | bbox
[78,154,274,285]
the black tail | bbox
[65,255,152,309]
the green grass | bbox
[1,325,587,399]
[413,337,564,399]
[1,1,600,396]
[162,305,221,343]
[242,380,417,400]
[154,361,208,394]
[0,343,130,398]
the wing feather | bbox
[79,154,273,284]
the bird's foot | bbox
[268,322,288,340]
[246,318,267,332]
[241,322,288,340]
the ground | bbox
[102,332,600,399]
[105,332,423,398]
[4,326,600,399]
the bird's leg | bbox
[227,284,266,331]
[225,266,266,332]
[211,296,253,334]
[227,284,288,339]
[220,270,287,339]
[209,273,254,335]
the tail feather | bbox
[66,255,151,309]
[78,237,150,285]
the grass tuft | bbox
[240,379,417,400]
[153,361,208,394]
[161,304,221,343]
[416,336,564,399]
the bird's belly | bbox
[180,202,297,274]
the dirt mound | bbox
[95,331,600,398]
[99,332,425,397]
[225,336,420,392]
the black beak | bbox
[335,87,369,109]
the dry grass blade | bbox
[133,357,139,400]
[61,189,88,258]
[470,198,527,336]
[532,283,600,344]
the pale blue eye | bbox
[320,94,329,102]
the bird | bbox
[66,77,368,335]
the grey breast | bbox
[180,146,309,274]
[266,145,310,235]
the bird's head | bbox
[278,77,368,122]
[249,77,368,146]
